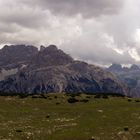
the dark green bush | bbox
[15,129,22,133]
[135,100,140,103]
[54,96,57,99]
[124,127,129,131]
[67,97,79,103]
[102,95,109,99]
[80,99,89,103]
[128,99,132,102]
[94,94,101,98]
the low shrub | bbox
[128,99,132,102]
[102,95,109,99]
[15,129,22,133]
[124,127,129,131]
[135,100,140,103]
[80,99,89,103]
[67,97,79,103]
[46,115,50,118]
[54,96,57,99]
[94,94,101,98]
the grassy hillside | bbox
[0,93,139,140]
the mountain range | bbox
[0,44,131,96]
[107,64,140,97]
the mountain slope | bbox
[0,45,128,96]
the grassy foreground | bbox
[0,94,139,140]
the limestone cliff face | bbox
[0,45,128,96]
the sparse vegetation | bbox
[0,93,139,140]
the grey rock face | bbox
[0,45,128,96]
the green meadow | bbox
[0,93,139,140]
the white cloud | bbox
[0,0,140,65]
[129,48,140,61]
[134,28,140,44]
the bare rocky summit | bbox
[0,45,128,96]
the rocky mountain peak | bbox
[40,45,46,52]
[108,64,122,72]
[130,64,140,71]
[40,45,58,54]
[30,45,73,68]
[2,44,37,53]
[107,63,140,73]
[46,44,58,51]
[0,45,38,68]
[40,45,58,53]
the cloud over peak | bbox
[0,0,140,66]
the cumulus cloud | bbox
[0,1,49,28]
[0,0,140,66]
[61,27,135,65]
